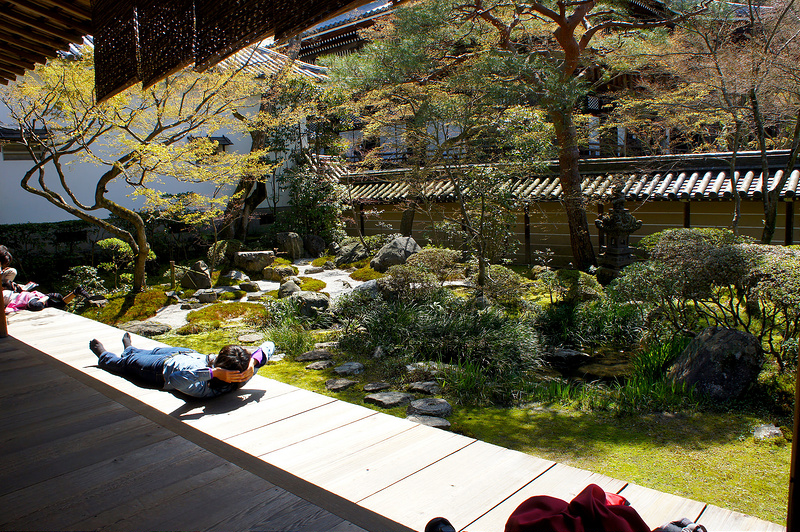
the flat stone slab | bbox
[296,349,334,362]
[407,415,452,430]
[407,397,452,418]
[335,362,364,376]
[326,378,358,392]
[306,360,335,370]
[120,320,172,337]
[364,392,415,408]
[238,333,263,343]
[408,381,441,395]
[364,382,392,392]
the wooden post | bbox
[597,203,605,253]
[789,364,799,531]
[683,201,691,228]
[1,290,7,338]
[524,204,531,265]
[170,260,176,290]
[785,201,794,246]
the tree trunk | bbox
[552,108,597,270]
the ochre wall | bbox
[345,199,798,266]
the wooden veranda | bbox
[0,308,788,531]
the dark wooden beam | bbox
[6,0,92,34]
[0,28,61,59]
[2,7,84,42]
[524,204,531,265]
[0,19,72,51]
[785,201,794,246]
[4,41,49,65]
[0,61,25,77]
[0,52,35,71]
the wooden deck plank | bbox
[465,463,628,531]
[358,439,556,532]
[0,333,366,532]
[618,483,707,530]
[225,399,380,455]
[698,504,786,532]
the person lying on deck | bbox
[89,333,275,399]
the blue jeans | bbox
[97,346,192,388]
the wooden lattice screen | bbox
[92,0,372,102]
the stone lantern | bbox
[594,187,642,285]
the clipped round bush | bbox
[480,264,532,308]
[406,247,463,283]
[298,276,327,291]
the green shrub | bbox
[207,239,242,268]
[61,265,107,296]
[480,264,532,308]
[406,247,463,283]
[378,263,442,303]
[311,255,335,267]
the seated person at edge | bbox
[1,245,17,290]
[89,333,275,399]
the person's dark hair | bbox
[0,245,11,269]
[209,345,251,392]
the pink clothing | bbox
[3,290,47,313]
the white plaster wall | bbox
[0,97,296,225]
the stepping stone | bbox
[296,349,333,362]
[237,333,263,343]
[326,378,358,392]
[314,341,338,350]
[334,362,364,376]
[364,392,415,408]
[407,414,452,430]
[305,266,325,274]
[120,320,171,337]
[181,302,204,310]
[306,360,334,370]
[407,397,452,418]
[364,382,391,392]
[408,381,441,395]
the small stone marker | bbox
[364,392,415,408]
[407,414,451,430]
[364,382,392,392]
[296,349,333,362]
[334,362,364,376]
[237,333,263,343]
[326,378,358,391]
[306,360,334,370]
[754,424,783,441]
[408,381,441,395]
[407,397,452,418]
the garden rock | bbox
[353,279,380,298]
[364,382,392,392]
[406,361,452,376]
[407,397,452,418]
[217,270,249,286]
[277,232,305,260]
[263,265,296,282]
[237,333,263,343]
[323,261,336,270]
[296,349,333,362]
[278,280,300,298]
[306,360,334,370]
[120,320,172,337]
[326,378,358,392]
[370,236,421,272]
[195,289,218,303]
[754,424,783,441]
[407,414,451,430]
[305,266,324,274]
[668,326,763,401]
[544,348,592,372]
[334,361,364,376]
[181,260,212,289]
[239,281,260,292]
[305,234,327,258]
[335,241,369,267]
[364,392,415,408]
[180,302,203,310]
[233,251,275,274]
[289,290,330,317]
[408,381,441,395]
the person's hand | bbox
[212,367,253,383]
